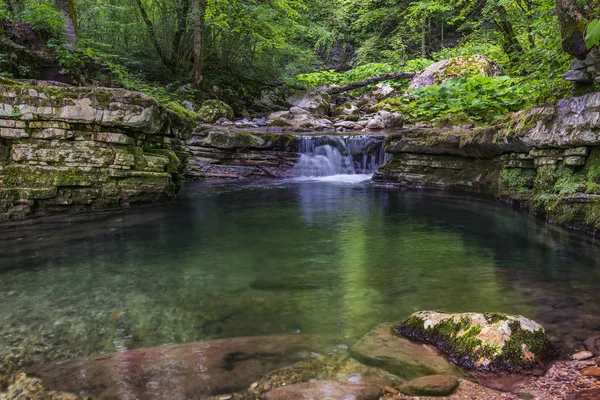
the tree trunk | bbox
[556,0,594,59]
[494,6,524,60]
[421,19,427,58]
[325,72,416,95]
[56,0,78,47]
[192,0,206,89]
[134,0,175,69]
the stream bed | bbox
[1,178,599,368]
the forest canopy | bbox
[0,0,598,119]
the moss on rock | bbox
[197,100,234,123]
[395,311,550,373]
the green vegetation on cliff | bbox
[0,0,597,119]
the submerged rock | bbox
[263,380,382,400]
[350,322,460,379]
[1,373,80,400]
[198,100,234,123]
[395,311,551,373]
[584,336,600,356]
[399,374,460,397]
[26,335,327,399]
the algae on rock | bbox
[395,311,551,373]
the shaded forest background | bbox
[0,0,598,119]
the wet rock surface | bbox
[374,91,600,233]
[399,375,460,396]
[263,381,382,400]
[25,335,328,399]
[351,322,460,379]
[584,336,600,356]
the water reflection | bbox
[0,180,598,367]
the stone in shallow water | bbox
[26,335,326,399]
[566,389,600,400]
[399,374,460,396]
[263,380,381,400]
[395,311,551,372]
[350,322,460,379]
[572,351,594,361]
[584,336,600,356]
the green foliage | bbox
[501,168,534,194]
[47,40,85,71]
[18,0,66,40]
[293,60,434,91]
[586,19,600,50]
[295,63,397,87]
[382,75,543,124]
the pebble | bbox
[581,366,600,378]
[573,351,595,361]
[217,396,232,400]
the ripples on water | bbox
[0,178,599,365]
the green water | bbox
[1,179,599,364]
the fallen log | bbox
[325,71,416,95]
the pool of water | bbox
[1,178,599,365]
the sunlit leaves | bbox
[585,19,600,50]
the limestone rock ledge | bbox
[374,91,600,233]
[186,127,300,179]
[0,79,193,221]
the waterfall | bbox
[292,135,389,178]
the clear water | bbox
[1,179,600,366]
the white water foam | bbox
[291,135,389,182]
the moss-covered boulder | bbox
[409,55,500,90]
[198,100,234,123]
[395,311,551,373]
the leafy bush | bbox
[291,60,434,92]
[19,0,66,40]
[381,75,547,124]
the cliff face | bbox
[375,92,600,233]
[0,79,192,221]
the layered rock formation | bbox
[0,79,192,220]
[374,91,600,233]
[186,128,300,179]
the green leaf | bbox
[585,19,600,50]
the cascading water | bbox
[292,135,390,179]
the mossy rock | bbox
[395,311,551,373]
[409,55,500,90]
[197,100,234,123]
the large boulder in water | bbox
[408,55,500,90]
[350,322,460,379]
[395,311,551,372]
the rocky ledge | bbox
[0,78,193,220]
[374,91,600,233]
[186,127,300,179]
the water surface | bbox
[0,179,599,365]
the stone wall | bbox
[374,92,600,233]
[0,79,192,220]
[186,127,300,179]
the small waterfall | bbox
[292,135,389,178]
